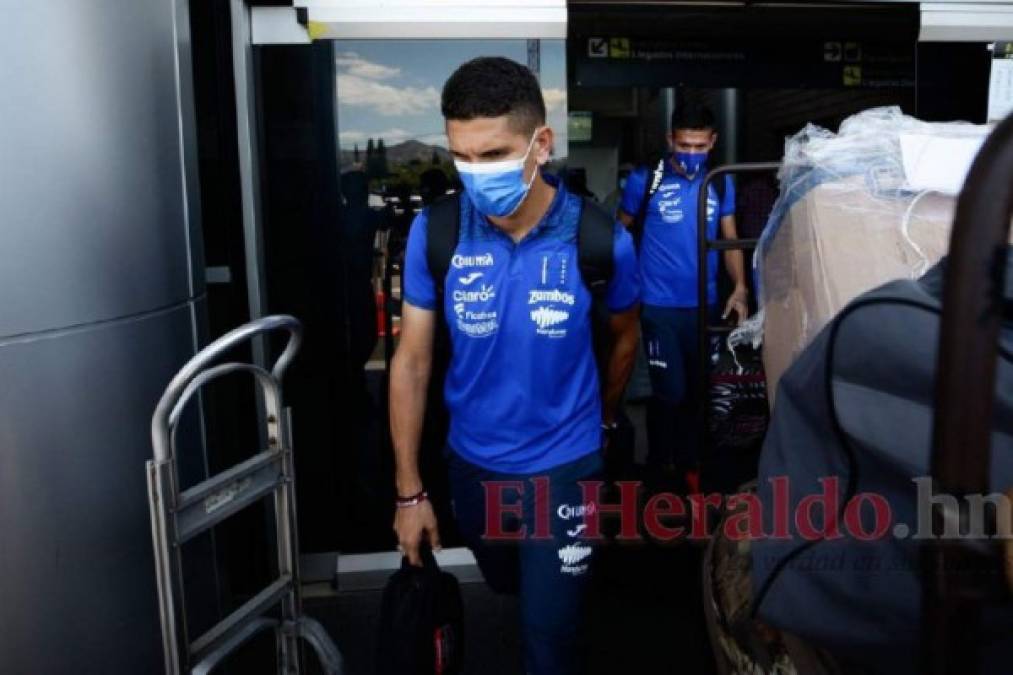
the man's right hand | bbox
[393,500,442,567]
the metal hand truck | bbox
[696,161,781,460]
[147,315,344,675]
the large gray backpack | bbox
[751,114,1013,675]
[750,252,1012,674]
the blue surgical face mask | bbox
[454,131,541,218]
[675,151,708,178]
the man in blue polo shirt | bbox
[618,103,749,489]
[390,57,640,674]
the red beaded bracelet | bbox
[395,490,428,508]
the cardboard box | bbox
[761,176,956,404]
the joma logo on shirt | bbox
[452,253,494,269]
[528,289,575,305]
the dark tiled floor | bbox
[292,539,715,675]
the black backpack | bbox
[424,192,617,374]
[376,549,465,675]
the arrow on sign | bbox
[589,37,608,58]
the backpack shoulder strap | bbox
[423,194,459,423]
[577,197,615,299]
[578,197,618,381]
[631,157,666,248]
[425,194,461,302]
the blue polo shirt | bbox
[620,158,735,308]
[403,175,640,474]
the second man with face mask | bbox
[618,103,750,490]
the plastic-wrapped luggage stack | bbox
[707,108,1013,675]
[745,107,1009,403]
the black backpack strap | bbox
[631,157,666,249]
[422,194,460,451]
[578,197,617,382]
[578,197,615,298]
[425,194,461,303]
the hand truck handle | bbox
[150,314,303,462]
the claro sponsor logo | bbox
[528,289,575,305]
[453,284,496,303]
[452,253,494,269]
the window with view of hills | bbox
[335,40,567,201]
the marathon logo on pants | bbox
[558,543,592,566]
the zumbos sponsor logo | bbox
[528,289,575,305]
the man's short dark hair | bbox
[441,57,546,135]
[671,103,716,133]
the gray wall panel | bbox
[0,302,202,673]
[0,0,199,338]
[0,0,212,671]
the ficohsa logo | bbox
[452,253,494,269]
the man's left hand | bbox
[722,287,749,326]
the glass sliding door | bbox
[254,38,567,574]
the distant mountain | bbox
[340,139,450,169]
[387,139,451,165]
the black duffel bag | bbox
[376,548,464,675]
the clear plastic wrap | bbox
[745,107,998,403]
